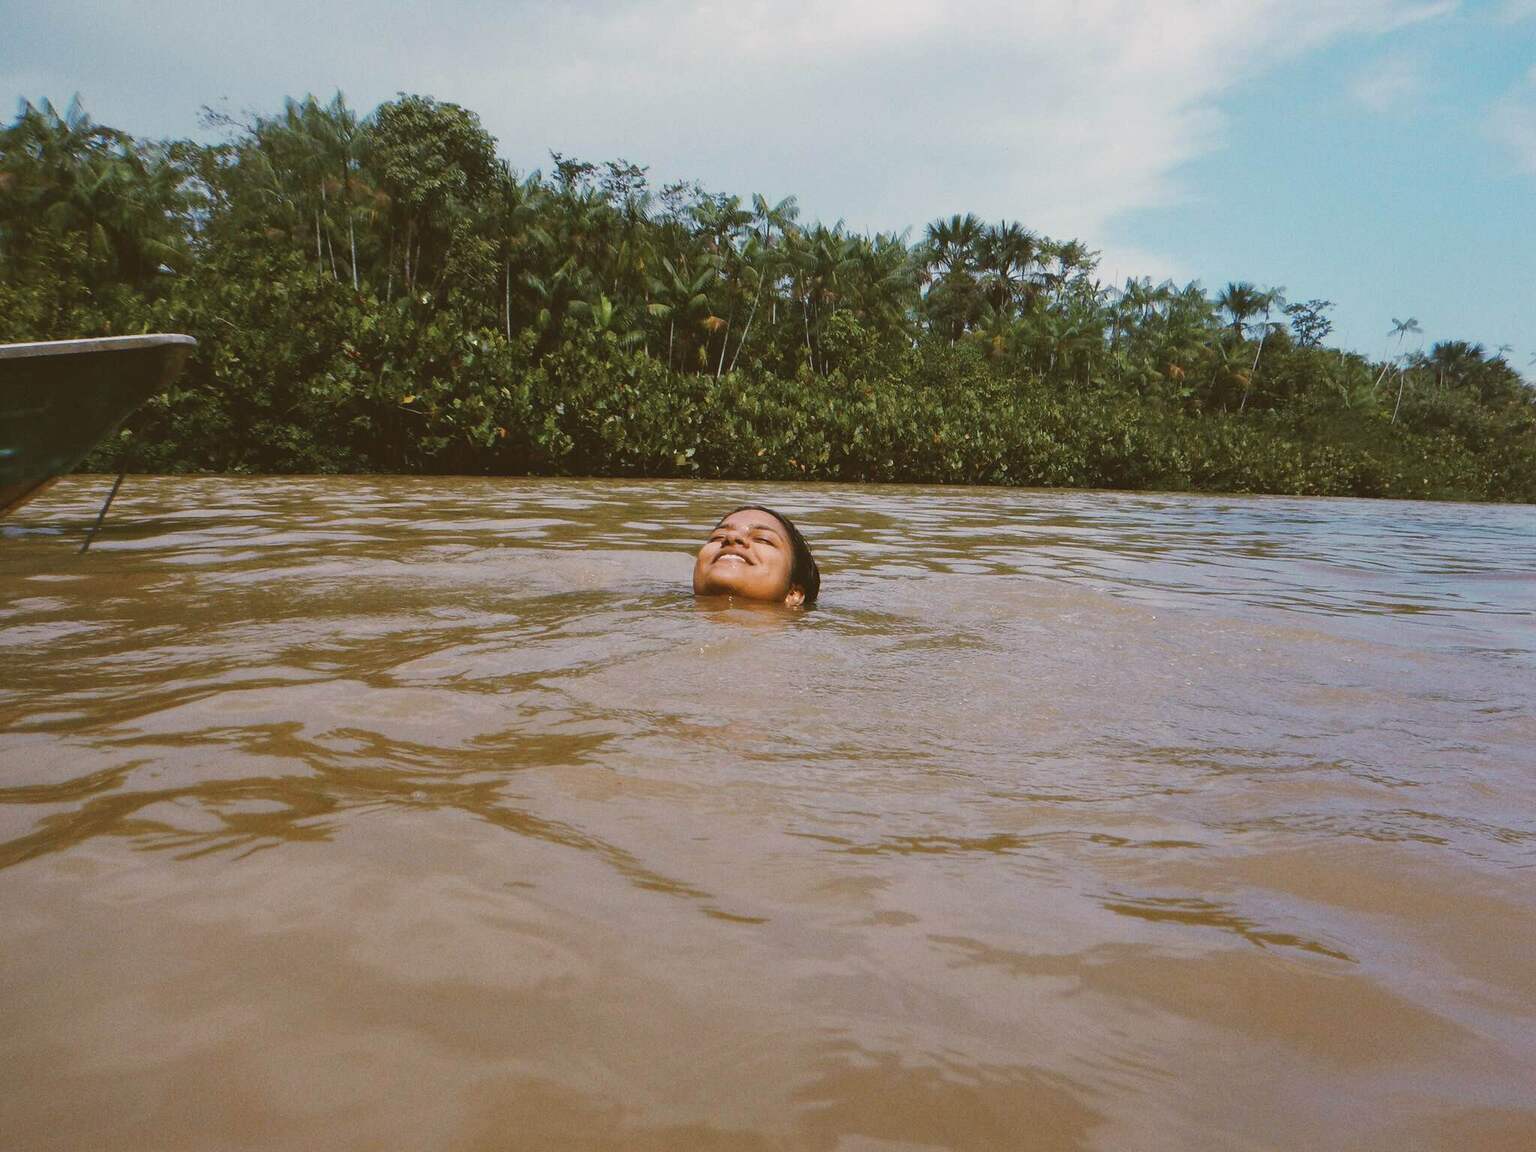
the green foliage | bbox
[4,93,1531,502]
[1285,299,1334,348]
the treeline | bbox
[1,93,1532,500]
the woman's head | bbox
[692,505,820,607]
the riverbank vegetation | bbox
[3,94,1532,501]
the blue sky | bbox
[5,0,1533,367]
[1109,3,1536,359]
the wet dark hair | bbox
[717,504,820,606]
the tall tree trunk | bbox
[715,305,733,378]
[1392,368,1407,424]
[321,183,337,280]
[729,279,764,374]
[342,162,359,291]
[1239,333,1267,413]
[802,296,815,375]
[430,230,454,297]
[402,219,413,294]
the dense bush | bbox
[4,95,1531,502]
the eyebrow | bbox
[714,522,784,539]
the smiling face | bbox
[692,509,804,605]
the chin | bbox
[696,571,776,601]
[700,578,756,599]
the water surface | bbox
[3,477,1534,1151]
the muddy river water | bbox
[2,476,1534,1151]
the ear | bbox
[783,586,805,607]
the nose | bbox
[720,525,748,547]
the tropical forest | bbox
[2,93,1531,501]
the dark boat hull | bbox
[0,335,196,516]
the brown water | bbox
[3,476,1534,1152]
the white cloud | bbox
[2,0,1459,261]
[1092,242,1193,290]
[1494,0,1536,22]
[1488,89,1536,176]
[1373,0,1460,30]
[1348,52,1428,112]
[1486,59,1536,177]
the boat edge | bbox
[0,334,198,360]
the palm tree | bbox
[1216,282,1263,343]
[1214,282,1282,411]
[978,220,1039,319]
[787,223,860,374]
[4,98,190,290]
[311,93,367,290]
[1427,340,1486,391]
[1239,286,1285,411]
[647,253,715,371]
[1111,276,1171,350]
[923,213,983,278]
[569,293,645,351]
[850,230,917,341]
[724,193,798,372]
[691,194,752,376]
[488,166,549,338]
[525,253,596,355]
[969,302,1015,360]
[921,213,985,341]
[1387,317,1422,423]
[251,96,336,278]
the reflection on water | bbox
[2,476,1534,1151]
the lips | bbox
[715,551,750,565]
